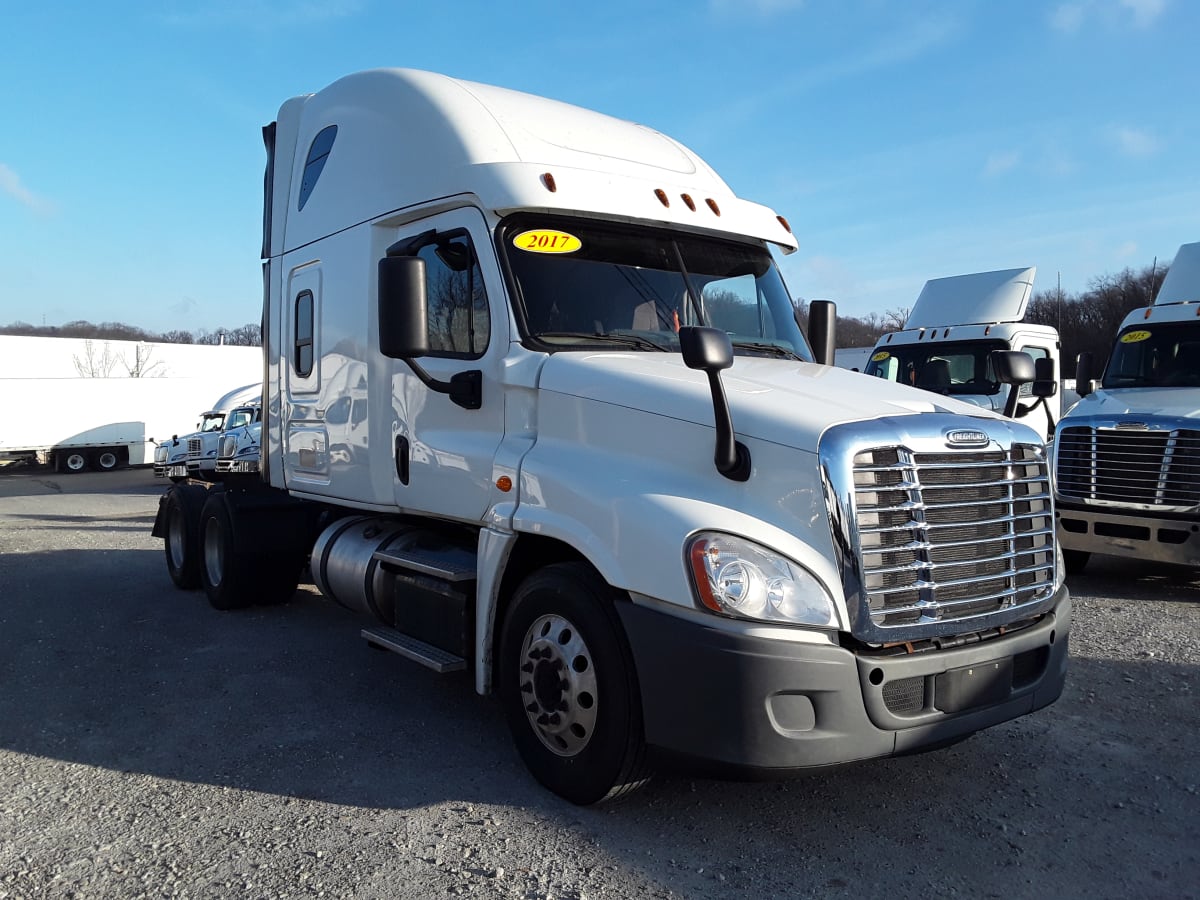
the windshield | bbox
[199,414,225,433]
[500,215,812,360]
[226,407,255,429]
[863,339,1008,395]
[1103,321,1200,388]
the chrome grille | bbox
[852,444,1054,633]
[1056,423,1200,510]
[187,438,202,459]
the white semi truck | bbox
[154,68,1069,804]
[862,268,1062,440]
[153,383,261,480]
[1053,241,1200,573]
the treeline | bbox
[802,259,1168,378]
[0,320,262,346]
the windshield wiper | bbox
[536,331,671,351]
[729,340,802,360]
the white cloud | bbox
[1119,0,1167,27]
[0,163,54,215]
[983,151,1021,177]
[1115,241,1139,259]
[1050,2,1089,32]
[1110,125,1160,157]
[1050,0,1167,32]
[710,0,805,15]
[161,0,364,28]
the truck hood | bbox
[537,353,1001,450]
[1066,387,1200,421]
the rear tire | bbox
[499,562,650,805]
[199,494,255,610]
[94,450,120,471]
[58,451,89,473]
[163,484,207,589]
[1063,549,1090,575]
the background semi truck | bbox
[153,383,261,480]
[862,267,1062,439]
[154,68,1069,804]
[1053,240,1200,573]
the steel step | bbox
[372,546,476,582]
[361,625,466,673]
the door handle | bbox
[395,435,410,485]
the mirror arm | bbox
[404,360,482,410]
[704,370,751,481]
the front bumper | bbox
[1056,503,1200,566]
[617,585,1069,774]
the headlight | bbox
[237,443,259,457]
[687,533,839,628]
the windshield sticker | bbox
[513,229,581,254]
[1121,330,1151,343]
[871,350,890,362]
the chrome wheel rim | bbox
[519,614,598,757]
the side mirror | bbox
[378,255,429,359]
[991,350,1036,419]
[1075,352,1095,397]
[807,299,836,366]
[1031,356,1057,399]
[680,326,750,481]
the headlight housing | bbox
[687,532,839,628]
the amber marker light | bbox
[496,476,513,492]
[542,172,557,192]
[706,198,721,216]
[777,214,792,233]
[654,189,670,207]
[689,541,723,613]
[1145,307,1154,319]
[681,193,696,211]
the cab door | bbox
[388,208,508,523]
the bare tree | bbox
[121,343,166,377]
[72,340,120,377]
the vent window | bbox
[294,290,313,376]
[298,125,337,211]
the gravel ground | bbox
[0,466,1196,899]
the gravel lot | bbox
[0,466,1196,899]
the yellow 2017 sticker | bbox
[513,229,581,254]
[1121,330,1151,343]
[871,350,891,362]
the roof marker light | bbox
[777,215,792,234]
[681,193,696,211]
[542,172,557,192]
[655,189,670,207]
[706,198,721,216]
[1145,307,1153,319]
[985,325,992,335]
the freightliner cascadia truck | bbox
[154,68,1069,804]
[1054,240,1200,574]
[863,267,1062,440]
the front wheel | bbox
[499,562,650,805]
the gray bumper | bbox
[1056,504,1200,566]
[617,586,1070,774]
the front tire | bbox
[499,562,650,805]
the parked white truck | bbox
[154,383,260,480]
[154,68,1069,804]
[1053,241,1200,573]
[1,376,244,473]
[862,268,1062,440]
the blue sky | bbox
[2,0,1196,334]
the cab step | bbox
[372,545,476,582]
[361,625,466,673]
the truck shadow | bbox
[0,547,1195,897]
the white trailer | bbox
[1053,240,1200,573]
[1,377,250,472]
[154,68,1069,804]
[861,268,1062,440]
